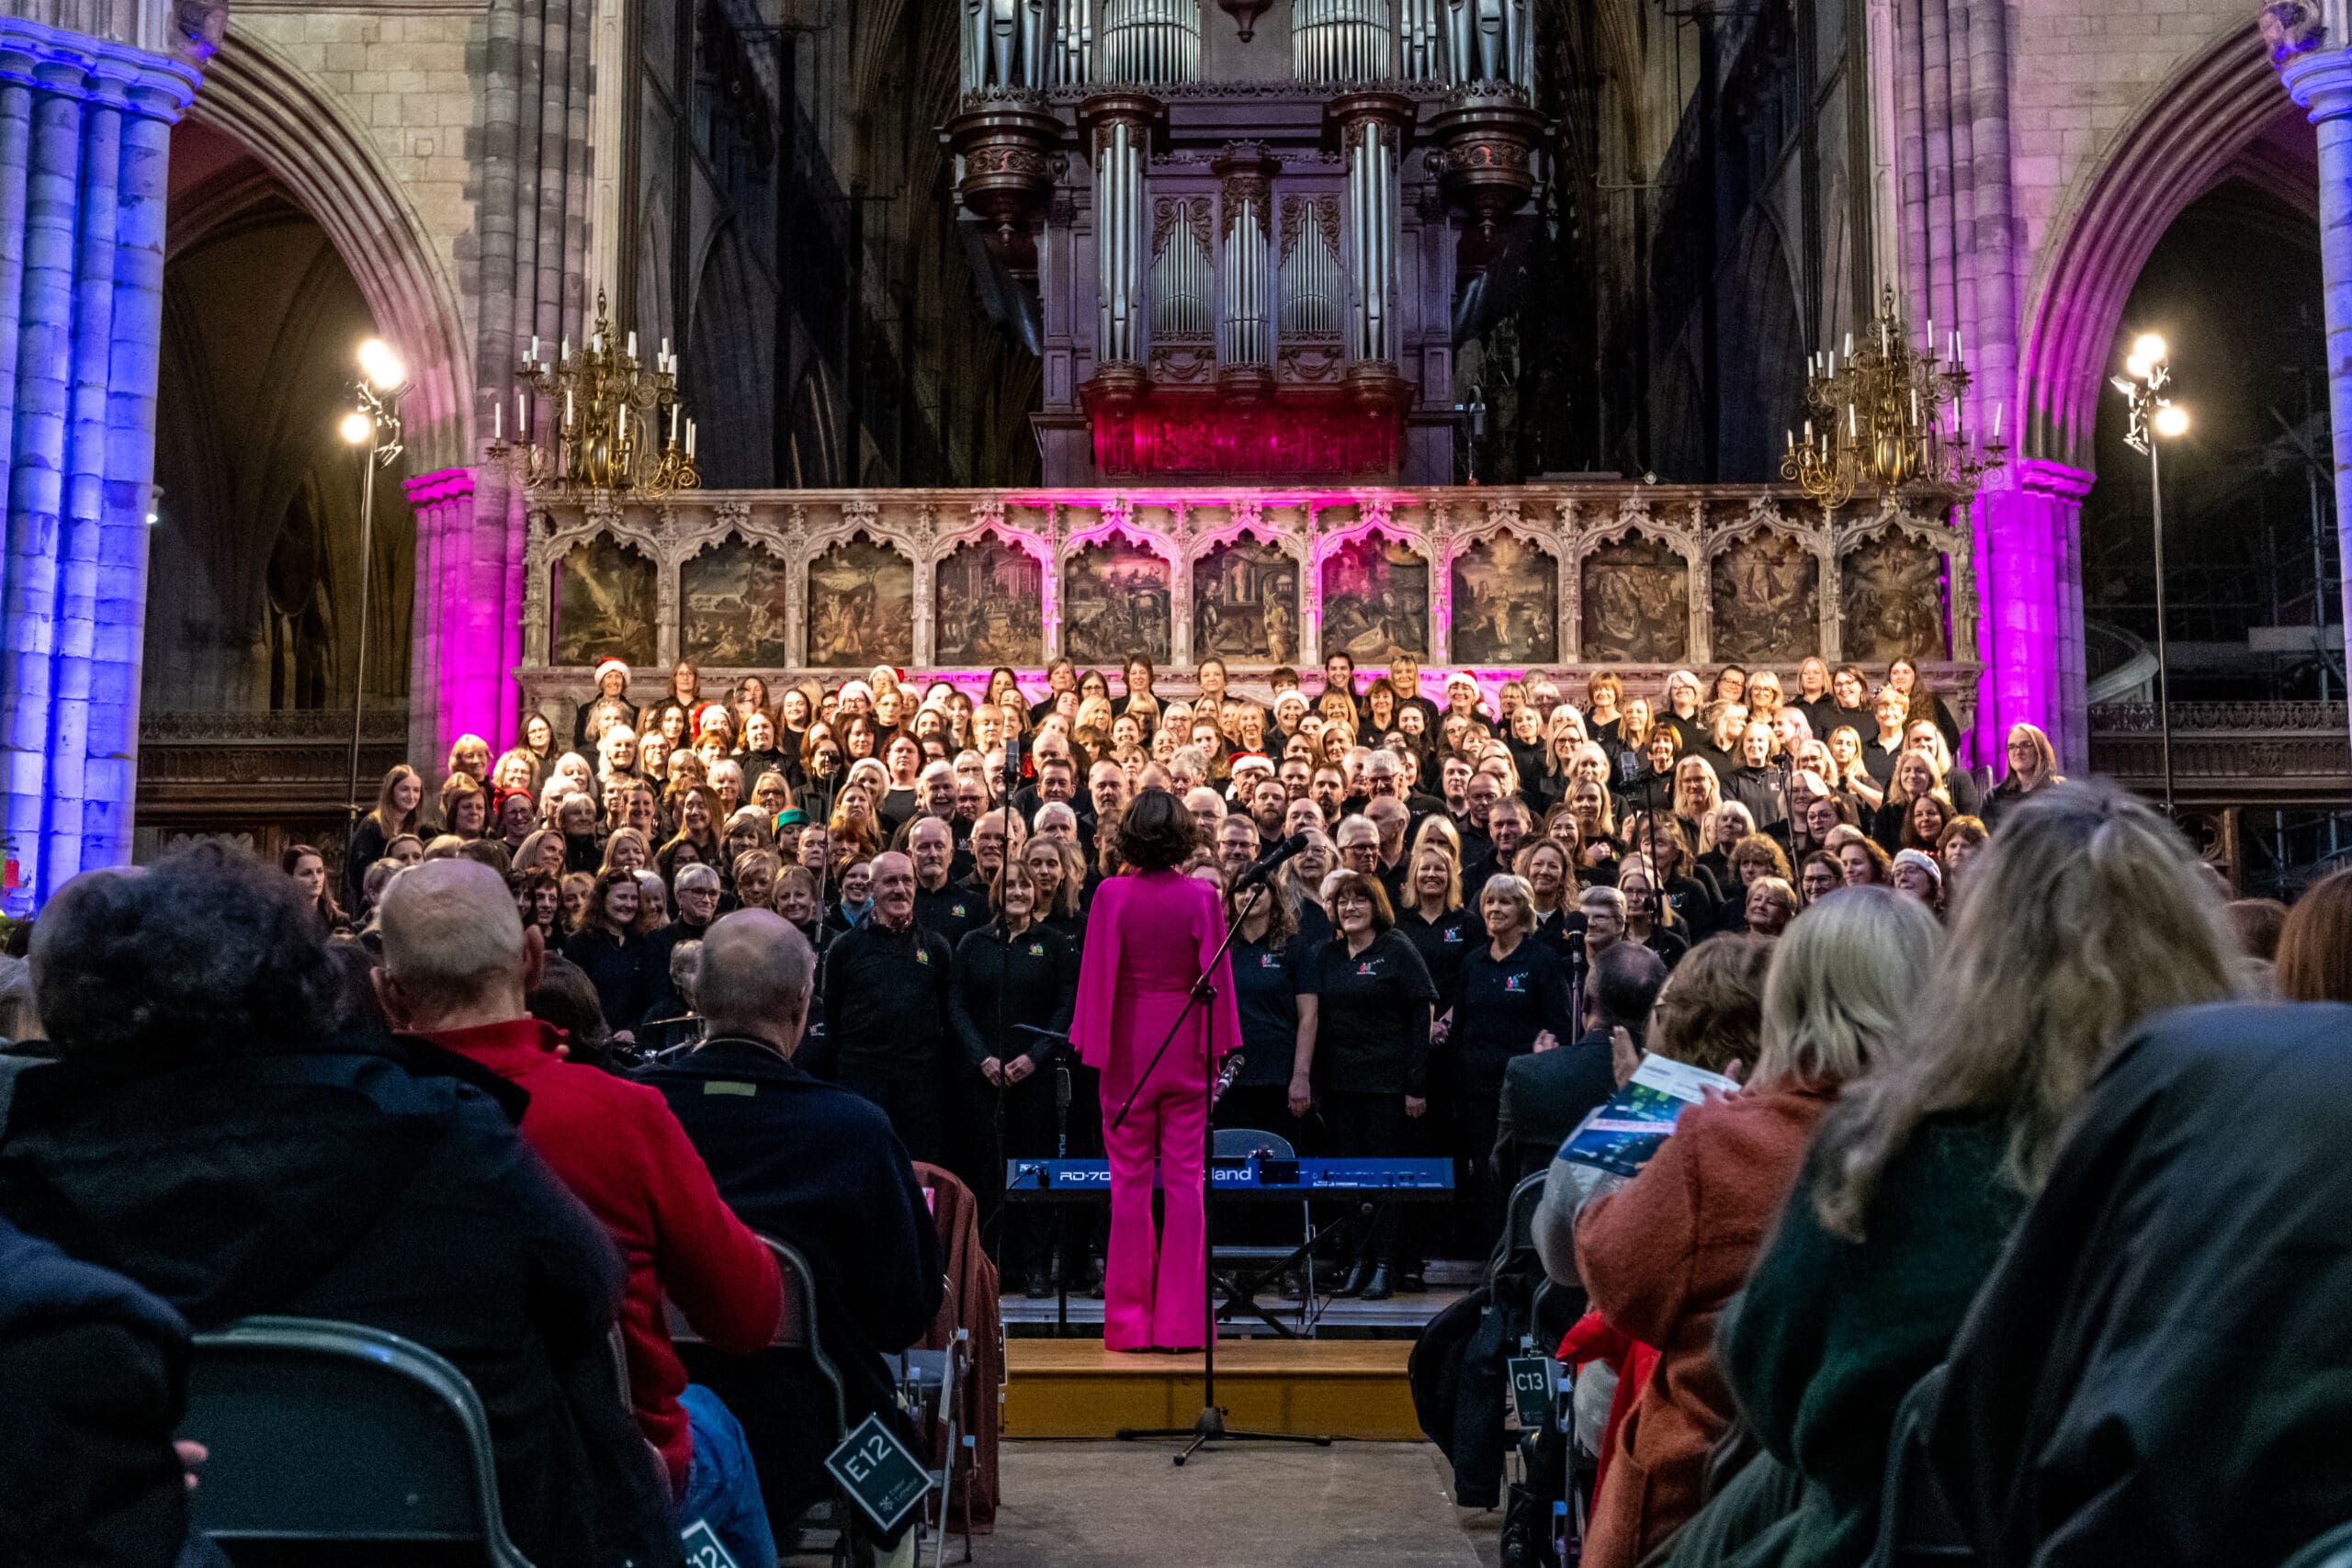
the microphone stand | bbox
[1111,877,1332,1466]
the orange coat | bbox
[1571,1080,1837,1568]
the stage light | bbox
[357,337,408,392]
[2154,403,2189,439]
[2132,333,2167,367]
[2125,354,2151,382]
[339,411,375,446]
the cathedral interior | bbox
[2,0,2349,904]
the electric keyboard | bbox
[1002,1156,1453,1201]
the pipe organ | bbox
[945,0,1549,482]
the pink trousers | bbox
[1102,1070,1208,1352]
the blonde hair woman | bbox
[1566,885,1939,1565]
[1719,784,2238,1563]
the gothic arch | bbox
[186,26,473,468]
[2019,23,2304,469]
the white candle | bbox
[1910,387,1920,425]
[518,389,527,438]
[662,336,672,361]
[1992,402,2003,439]
[1849,402,1858,437]
[670,403,680,445]
[627,331,638,358]
[1925,317,1933,358]
[686,420,696,459]
[564,389,573,425]
[529,334,539,362]
[1786,428,1795,452]
[1804,418,1814,443]
[493,402,503,441]
[1845,332,1855,356]
[560,337,570,362]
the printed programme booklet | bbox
[1556,1055,1740,1178]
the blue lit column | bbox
[0,18,197,908]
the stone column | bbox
[402,467,485,768]
[2280,37,2352,756]
[0,16,198,908]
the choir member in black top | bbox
[948,859,1080,1294]
[1439,872,1577,1248]
[1221,876,1321,1155]
[1296,873,1437,1300]
[1394,841,1477,1000]
[820,852,956,1164]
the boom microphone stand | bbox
[1110,865,1331,1466]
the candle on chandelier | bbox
[1925,317,1934,359]
[1911,387,1920,425]
[565,389,573,426]
[1804,418,1814,444]
[517,389,528,439]
[1849,402,1859,437]
[1786,428,1795,452]
[560,337,570,363]
[493,402,503,441]
[1992,402,2003,439]
[686,419,696,459]
[1845,332,1855,356]
[627,331,638,359]
[670,403,680,446]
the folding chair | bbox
[179,1314,534,1566]
[1208,1125,1317,1335]
[665,1235,857,1564]
[895,1275,972,1567]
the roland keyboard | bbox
[1002,1156,1453,1201]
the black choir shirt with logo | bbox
[1449,937,1578,1090]
[915,882,985,949]
[1228,931,1321,1089]
[1396,906,1477,1002]
[1308,931,1439,1097]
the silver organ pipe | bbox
[963,0,1054,92]
[1279,197,1339,338]
[1096,118,1150,361]
[1293,0,1392,82]
[1151,199,1212,340]
[1102,0,1200,85]
[1053,0,1093,85]
[1397,0,1441,79]
[1342,119,1396,363]
[1222,194,1270,366]
[1441,0,1530,85]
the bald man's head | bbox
[376,857,539,1029]
[695,908,815,1054]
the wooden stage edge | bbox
[1003,1338,1421,1441]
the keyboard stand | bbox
[1213,1220,1337,1338]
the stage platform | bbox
[1001,1285,1467,1337]
[1003,1338,1425,1441]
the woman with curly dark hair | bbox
[1069,788,1240,1352]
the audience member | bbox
[374,859,785,1567]
[0,847,678,1565]
[643,910,944,1544]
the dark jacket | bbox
[1721,1111,2024,1568]
[562,926,662,1036]
[0,1043,679,1568]
[821,918,955,1073]
[1930,1002,2352,1568]
[0,1214,192,1568]
[947,922,1079,1071]
[1491,1029,1619,1188]
[643,1038,944,1519]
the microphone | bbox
[1214,1051,1246,1104]
[1238,830,1310,887]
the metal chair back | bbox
[180,1314,534,1567]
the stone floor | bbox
[964,1439,1505,1568]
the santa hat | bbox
[1445,671,1479,691]
[594,658,630,686]
[694,702,731,737]
[1230,751,1275,775]
[838,680,875,706]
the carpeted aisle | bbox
[970,1440,1502,1568]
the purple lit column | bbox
[0,19,198,908]
[1973,459,2093,770]
[2282,45,2352,753]
[401,465,514,765]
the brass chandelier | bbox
[1781,286,2006,511]
[487,288,701,500]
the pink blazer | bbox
[1069,868,1242,1093]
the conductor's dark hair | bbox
[1114,787,1197,872]
[30,842,337,1073]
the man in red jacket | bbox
[375,859,784,1568]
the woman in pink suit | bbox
[1070,788,1242,1352]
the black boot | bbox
[1335,1258,1374,1298]
[1362,1264,1395,1302]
